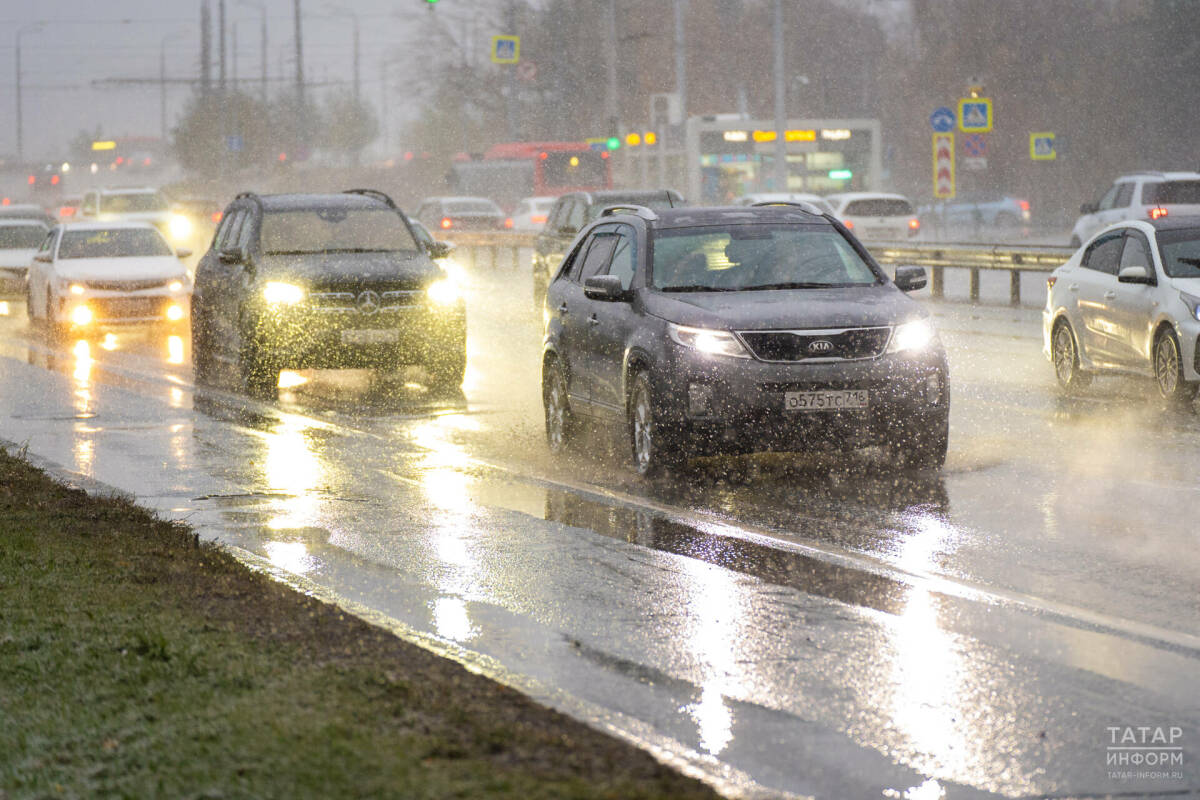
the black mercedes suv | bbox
[191,189,465,398]
[540,202,949,475]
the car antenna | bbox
[665,190,674,209]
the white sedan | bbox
[1044,216,1200,402]
[0,218,50,291]
[825,192,921,240]
[26,221,192,335]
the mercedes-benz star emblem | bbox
[808,339,834,354]
[356,290,381,315]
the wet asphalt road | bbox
[0,261,1197,799]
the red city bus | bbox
[450,141,612,209]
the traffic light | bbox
[605,136,620,151]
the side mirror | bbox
[33,252,52,263]
[1080,203,1098,215]
[893,265,927,292]
[426,240,453,260]
[175,247,193,260]
[583,275,629,302]
[1117,265,1153,284]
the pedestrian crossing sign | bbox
[491,35,520,64]
[1030,132,1056,160]
[957,98,993,133]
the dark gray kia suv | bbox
[540,203,949,475]
[191,190,466,399]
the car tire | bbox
[543,358,575,455]
[628,371,684,477]
[1052,320,1091,395]
[1153,328,1197,405]
[25,283,35,322]
[236,324,277,400]
[45,292,68,341]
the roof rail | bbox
[598,204,659,221]
[233,191,264,209]
[343,188,398,209]
[750,200,825,216]
[1127,170,1166,178]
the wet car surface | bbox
[0,259,1197,798]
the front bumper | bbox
[652,345,948,455]
[248,304,466,370]
[59,290,191,328]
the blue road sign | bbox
[963,134,987,157]
[491,35,519,64]
[930,107,955,132]
[958,98,993,132]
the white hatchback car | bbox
[1070,171,1200,247]
[26,221,192,335]
[1044,216,1200,402]
[825,192,920,240]
[510,196,557,232]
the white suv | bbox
[1070,171,1200,246]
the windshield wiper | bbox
[738,281,857,290]
[658,284,737,292]
[265,248,402,255]
[1178,257,1200,266]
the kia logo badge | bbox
[356,290,380,315]
[808,339,834,354]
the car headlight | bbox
[887,318,936,354]
[1180,291,1200,322]
[262,281,306,305]
[426,279,461,306]
[667,323,751,359]
[69,283,86,295]
[168,214,192,242]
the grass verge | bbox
[0,447,721,799]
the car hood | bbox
[257,250,440,284]
[98,211,171,224]
[57,256,187,282]
[640,283,924,330]
[1168,277,1200,294]
[0,248,36,268]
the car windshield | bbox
[842,198,913,216]
[1143,181,1200,205]
[260,208,419,254]
[651,224,880,291]
[1157,229,1200,278]
[59,228,173,259]
[101,192,169,213]
[0,224,48,249]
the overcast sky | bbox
[0,0,467,161]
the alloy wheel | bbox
[1155,334,1180,398]
[544,366,571,453]
[631,382,653,474]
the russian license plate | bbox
[109,297,155,316]
[784,389,869,412]
[340,328,399,345]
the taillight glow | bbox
[440,217,453,229]
[504,217,514,229]
[531,214,548,224]
[59,206,76,217]
[1150,207,1168,220]
[843,219,854,230]
[1019,200,1030,212]
[908,218,921,230]
[211,211,223,223]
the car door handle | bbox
[558,303,568,315]
[1068,283,1079,292]
[1103,291,1116,300]
[587,314,600,326]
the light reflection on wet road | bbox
[0,267,1197,799]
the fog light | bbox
[687,382,714,416]
[169,280,183,292]
[166,304,184,321]
[70,283,85,295]
[70,305,93,326]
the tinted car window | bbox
[565,200,585,231]
[1097,184,1121,211]
[1113,183,1134,208]
[59,228,173,259]
[842,198,913,216]
[1143,181,1200,205]
[1119,233,1152,270]
[1157,229,1200,278]
[577,233,619,282]
[1082,232,1123,275]
[606,229,637,290]
[260,208,418,254]
[651,225,879,290]
[0,224,48,248]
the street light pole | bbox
[772,0,788,192]
[15,23,43,164]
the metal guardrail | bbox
[865,241,1072,305]
[441,232,1076,307]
